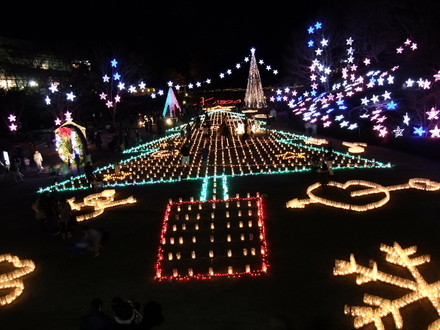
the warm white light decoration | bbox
[0,254,36,306]
[343,142,367,153]
[244,48,266,109]
[334,242,440,330]
[68,189,136,222]
[286,178,440,212]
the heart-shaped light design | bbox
[287,178,440,212]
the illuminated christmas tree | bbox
[162,87,181,117]
[244,48,266,109]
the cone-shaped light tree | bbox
[244,48,266,109]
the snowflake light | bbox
[0,254,36,306]
[334,242,440,330]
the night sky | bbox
[5,1,325,83]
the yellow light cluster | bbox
[68,189,137,222]
[102,171,133,181]
[342,141,367,153]
[287,180,390,212]
[0,254,36,306]
[304,137,328,145]
[286,178,440,212]
[334,242,440,330]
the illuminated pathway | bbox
[39,110,391,193]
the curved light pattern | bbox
[334,242,440,330]
[0,254,36,306]
[68,189,136,222]
[286,178,440,212]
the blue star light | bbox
[111,59,118,67]
[413,126,426,136]
[386,101,397,110]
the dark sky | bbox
[4,1,324,82]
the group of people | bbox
[80,297,164,330]
[32,191,76,238]
[310,147,335,185]
[1,150,44,184]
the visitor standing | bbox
[84,162,95,188]
[180,141,191,167]
[57,195,73,240]
[199,147,209,168]
[38,191,59,235]
[10,157,24,183]
[34,150,43,174]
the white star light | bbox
[102,75,110,83]
[139,81,146,89]
[65,111,72,121]
[426,107,440,120]
[128,85,136,93]
[66,92,76,101]
[45,96,51,105]
[393,126,404,137]
[8,114,16,122]
[54,118,61,126]
[49,83,58,93]
[430,125,440,138]
[99,92,107,100]
[403,113,411,126]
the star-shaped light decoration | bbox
[413,126,426,137]
[111,59,118,67]
[393,126,404,137]
[430,125,440,138]
[113,73,121,80]
[138,81,146,90]
[49,83,58,93]
[64,111,72,121]
[9,123,17,131]
[426,107,440,120]
[66,92,76,101]
[54,118,61,126]
[8,114,16,122]
[102,75,110,83]
[403,113,411,126]
[45,96,51,105]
